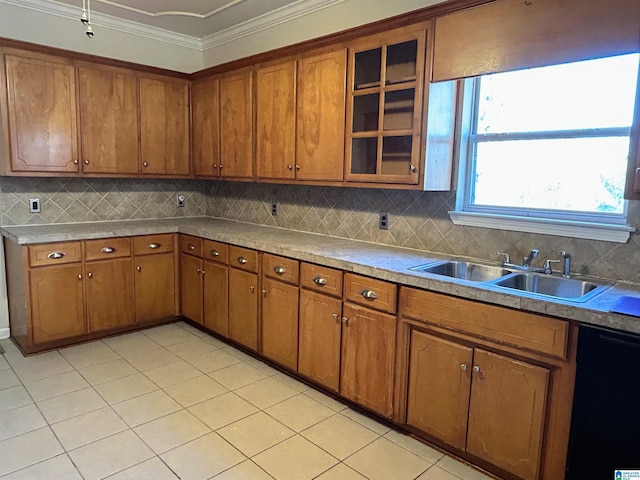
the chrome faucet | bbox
[523,249,539,268]
[560,251,571,278]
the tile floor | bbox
[0,323,495,480]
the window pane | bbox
[472,137,629,213]
[476,54,639,134]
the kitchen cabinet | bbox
[260,254,299,370]
[192,77,220,177]
[139,75,190,176]
[179,235,204,324]
[296,49,347,182]
[78,64,139,175]
[228,246,259,350]
[203,240,229,337]
[219,69,253,179]
[256,61,296,180]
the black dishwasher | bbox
[566,324,640,479]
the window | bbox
[451,54,640,242]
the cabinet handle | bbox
[342,316,349,325]
[313,276,327,286]
[460,364,468,372]
[136,266,142,272]
[143,162,149,167]
[148,243,160,249]
[237,257,248,265]
[410,164,416,173]
[361,289,378,300]
[47,251,65,260]
[196,268,202,274]
[210,249,219,257]
[472,365,480,373]
[219,164,223,169]
[262,289,267,297]
[332,313,340,322]
[274,266,286,275]
[295,164,300,171]
[636,167,640,175]
[87,272,93,279]
[84,159,89,165]
[287,165,293,170]
[73,159,79,165]
[187,244,196,250]
[77,274,83,280]
[250,286,255,293]
[101,247,116,254]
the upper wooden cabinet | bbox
[3,51,79,173]
[192,77,220,177]
[78,64,139,175]
[219,69,253,179]
[139,75,190,176]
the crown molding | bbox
[94,0,246,19]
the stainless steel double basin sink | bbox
[409,260,610,302]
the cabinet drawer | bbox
[229,246,259,273]
[133,234,174,256]
[263,254,299,284]
[400,287,569,358]
[204,240,229,264]
[84,237,131,261]
[29,242,82,267]
[179,235,203,257]
[344,273,397,314]
[300,263,343,297]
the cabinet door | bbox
[135,253,176,323]
[180,253,203,324]
[297,49,347,181]
[228,268,258,350]
[5,53,79,173]
[256,61,296,180]
[219,70,253,179]
[203,260,228,337]
[467,349,550,480]
[29,265,85,343]
[140,76,190,176]
[261,277,298,370]
[406,330,472,450]
[192,77,220,177]
[341,303,396,417]
[85,258,135,332]
[78,65,139,174]
[298,289,342,391]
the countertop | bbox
[3,216,640,335]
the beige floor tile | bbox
[143,324,199,346]
[271,372,311,392]
[123,348,181,372]
[167,338,220,359]
[210,363,268,390]
[253,435,338,480]
[384,430,445,464]
[245,358,280,376]
[164,375,228,407]
[303,388,347,412]
[417,465,463,480]
[202,335,228,348]
[106,457,179,479]
[0,353,11,370]
[79,359,138,385]
[235,377,298,410]
[189,392,258,430]
[223,347,256,363]
[5,351,74,383]
[177,322,211,338]
[24,370,89,402]
[345,437,431,480]
[103,332,161,356]
[144,360,202,388]
[69,430,154,480]
[160,432,246,480]
[315,463,368,480]
[0,385,33,414]
[341,408,391,435]
[37,387,107,424]
[0,369,21,390]
[437,456,495,480]
[0,404,47,442]
[0,428,64,476]
[112,390,182,427]
[212,460,274,479]
[0,454,83,480]
[134,409,211,454]
[59,340,121,369]
[94,373,158,404]
[265,393,335,432]
[0,338,21,356]
[218,412,294,457]
[51,407,128,451]
[187,349,241,373]
[302,414,379,460]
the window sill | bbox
[448,211,636,243]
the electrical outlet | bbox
[177,194,185,207]
[271,201,278,216]
[379,212,390,230]
[29,198,41,213]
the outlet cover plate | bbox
[29,198,41,213]
[379,212,389,230]
[271,201,278,216]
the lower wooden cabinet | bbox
[180,252,204,324]
[228,268,258,350]
[134,252,176,323]
[261,277,299,370]
[85,258,135,332]
[203,260,229,336]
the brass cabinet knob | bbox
[136,266,142,272]
[87,272,93,279]
[84,159,89,165]
[287,165,293,170]
[313,276,327,286]
[460,364,468,372]
[143,162,149,167]
[73,159,79,165]
[342,316,348,325]
[188,244,195,250]
[274,266,286,275]
[77,274,83,280]
[210,249,219,257]
[238,257,248,265]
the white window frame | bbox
[450,76,636,243]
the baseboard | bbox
[0,327,10,340]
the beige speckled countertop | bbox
[3,216,640,335]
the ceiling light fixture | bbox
[80,0,95,38]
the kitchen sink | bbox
[410,260,512,282]
[493,273,610,301]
